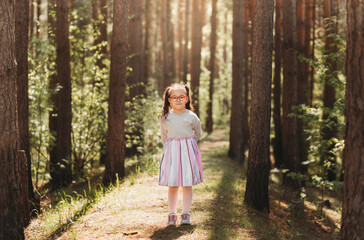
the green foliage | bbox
[28,3,165,187]
[28,29,56,188]
[69,3,109,176]
[290,20,345,197]
[125,87,164,155]
[199,64,232,129]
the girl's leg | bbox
[182,186,193,213]
[168,186,179,214]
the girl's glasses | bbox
[169,96,187,102]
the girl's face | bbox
[169,88,188,113]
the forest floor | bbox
[25,129,341,240]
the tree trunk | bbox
[51,0,73,187]
[248,0,255,87]
[223,10,227,64]
[322,0,337,181]
[92,0,100,49]
[199,0,207,68]
[190,0,202,116]
[126,0,144,157]
[36,0,41,39]
[296,0,308,172]
[161,0,175,89]
[182,0,190,83]
[92,0,107,69]
[243,0,254,146]
[309,0,317,106]
[128,0,144,98]
[154,0,164,94]
[282,0,300,188]
[200,0,206,27]
[99,0,107,58]
[206,0,217,133]
[177,0,183,82]
[244,0,274,213]
[29,0,34,40]
[166,0,175,82]
[228,0,244,163]
[341,1,364,237]
[16,0,35,226]
[18,151,29,227]
[305,0,314,107]
[103,0,128,185]
[0,0,25,237]
[144,0,151,85]
[48,0,58,186]
[242,0,250,146]
[273,0,283,168]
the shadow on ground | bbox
[201,147,284,239]
[201,147,251,239]
[150,224,196,240]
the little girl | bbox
[158,83,203,225]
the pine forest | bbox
[1,0,363,239]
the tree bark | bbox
[206,0,217,133]
[282,0,300,188]
[273,0,283,168]
[177,0,183,82]
[305,0,314,107]
[92,0,100,49]
[161,0,175,89]
[128,0,144,98]
[244,0,274,213]
[99,0,107,58]
[15,0,35,224]
[341,1,364,237]
[29,0,34,40]
[248,0,255,87]
[92,0,107,69]
[144,0,151,85]
[182,0,190,83]
[322,0,337,181]
[51,0,73,187]
[126,0,144,157]
[18,151,29,226]
[242,0,250,146]
[154,0,164,94]
[223,10,227,64]
[103,0,128,185]
[0,0,25,237]
[310,0,317,107]
[36,0,41,39]
[296,0,308,172]
[190,0,202,116]
[200,0,206,27]
[228,0,244,163]
[48,0,58,186]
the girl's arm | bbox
[160,119,167,143]
[192,116,202,142]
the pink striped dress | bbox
[159,110,203,187]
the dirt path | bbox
[53,130,235,239]
[55,129,244,240]
[30,128,340,240]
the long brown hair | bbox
[159,83,194,120]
